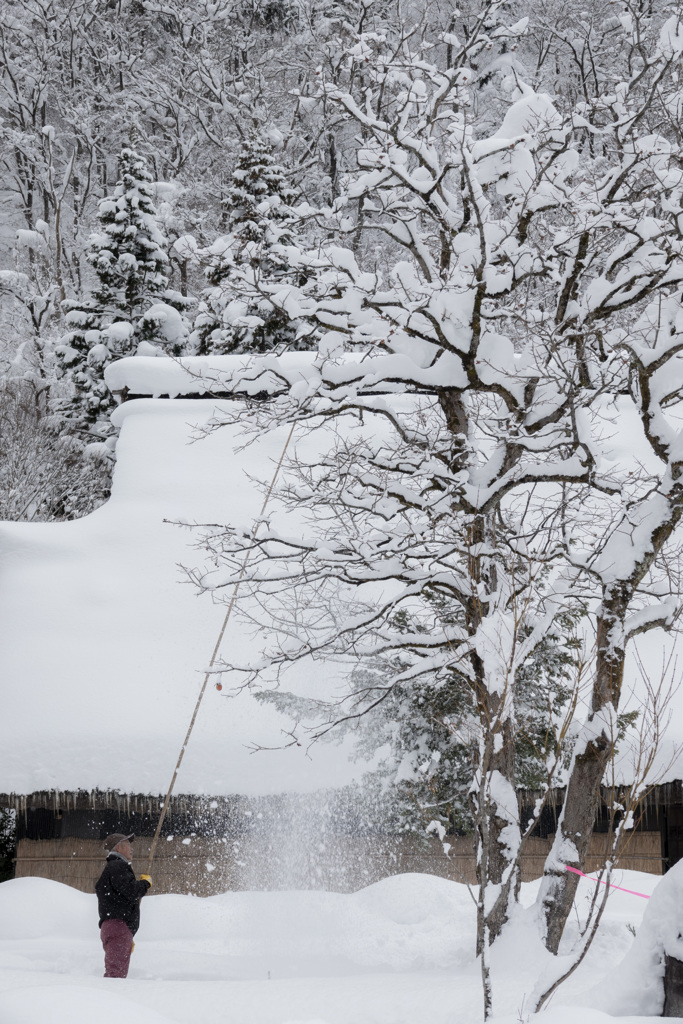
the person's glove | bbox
[140,874,153,889]
[131,941,135,954]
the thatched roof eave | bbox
[4,781,682,818]
[0,790,247,818]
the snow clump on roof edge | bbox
[104,352,319,398]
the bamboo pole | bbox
[146,422,296,873]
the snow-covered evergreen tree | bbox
[88,147,172,323]
[58,147,189,434]
[193,133,313,355]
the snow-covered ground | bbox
[0,869,672,1024]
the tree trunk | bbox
[439,394,524,967]
[473,710,520,949]
[468,517,522,957]
[538,584,628,952]
[664,956,683,1017]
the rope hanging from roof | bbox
[146,422,296,873]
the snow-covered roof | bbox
[2,353,682,800]
[0,382,360,798]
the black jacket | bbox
[95,853,151,934]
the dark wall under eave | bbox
[16,808,200,842]
[662,803,683,872]
[519,793,683,873]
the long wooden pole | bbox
[146,423,296,873]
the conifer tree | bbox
[89,147,171,324]
[193,133,312,355]
[58,147,189,434]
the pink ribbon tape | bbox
[565,864,650,899]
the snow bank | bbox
[0,872,667,1024]
[578,858,683,1016]
[0,873,474,971]
[0,878,93,940]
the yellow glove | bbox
[131,941,135,954]
[140,874,153,889]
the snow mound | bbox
[0,871,666,1024]
[0,877,94,940]
[578,858,683,1016]
[0,873,475,973]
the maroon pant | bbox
[101,919,134,978]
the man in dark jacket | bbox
[95,833,152,978]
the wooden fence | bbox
[13,830,663,896]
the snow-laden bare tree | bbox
[185,0,683,1013]
[0,379,111,519]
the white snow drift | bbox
[0,869,672,1024]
